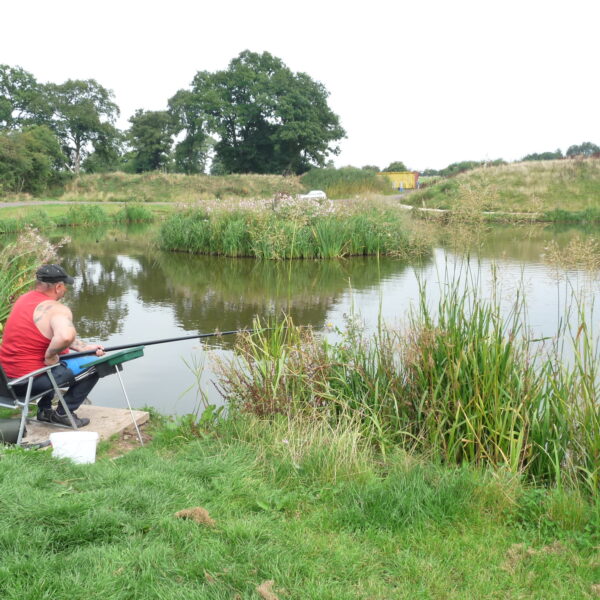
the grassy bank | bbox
[300,166,391,198]
[59,172,304,203]
[1,169,393,204]
[219,270,600,494]
[0,203,158,234]
[406,158,600,218]
[0,414,598,599]
[159,196,429,259]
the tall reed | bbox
[159,203,426,260]
[0,228,64,326]
[215,269,600,494]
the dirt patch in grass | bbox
[104,423,152,459]
[257,580,280,600]
[174,506,216,527]
[502,541,566,573]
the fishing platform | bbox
[23,346,148,446]
[22,405,149,445]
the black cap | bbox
[36,264,74,285]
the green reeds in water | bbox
[159,206,425,259]
[216,270,600,494]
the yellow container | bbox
[379,171,419,190]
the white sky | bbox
[2,0,599,171]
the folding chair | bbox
[0,363,79,445]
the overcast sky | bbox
[2,0,598,171]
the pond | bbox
[49,222,600,416]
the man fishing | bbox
[0,264,105,427]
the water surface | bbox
[49,223,599,415]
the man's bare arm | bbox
[44,307,77,365]
[69,337,88,352]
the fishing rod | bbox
[65,327,266,359]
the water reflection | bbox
[43,222,600,416]
[53,224,421,415]
[58,224,420,343]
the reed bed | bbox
[0,228,64,325]
[0,204,154,234]
[216,272,600,495]
[159,195,429,259]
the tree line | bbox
[0,51,346,193]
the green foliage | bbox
[543,207,600,223]
[81,128,125,173]
[159,202,420,259]
[0,421,597,598]
[0,204,157,235]
[126,109,174,173]
[522,149,563,161]
[113,203,155,223]
[183,50,345,174]
[382,160,408,172]
[566,141,600,157]
[46,79,120,173]
[0,64,52,129]
[439,159,505,177]
[408,158,600,215]
[168,89,211,174]
[0,125,66,194]
[300,166,390,198]
[55,204,111,226]
[56,171,304,202]
[218,268,600,494]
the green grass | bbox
[0,203,159,234]
[50,171,305,203]
[300,166,392,199]
[218,267,600,494]
[0,414,598,599]
[406,158,600,217]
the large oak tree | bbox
[174,51,345,175]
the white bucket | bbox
[50,431,99,464]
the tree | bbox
[565,142,600,157]
[168,89,211,174]
[126,109,174,172]
[383,161,408,172]
[46,79,120,173]
[522,149,563,161]
[0,125,66,194]
[361,165,380,172]
[81,128,125,173]
[181,50,345,174]
[0,65,52,130]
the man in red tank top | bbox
[0,264,105,427]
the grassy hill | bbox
[55,172,305,203]
[1,168,394,204]
[407,158,600,216]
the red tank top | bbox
[0,290,67,378]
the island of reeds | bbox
[159,195,428,259]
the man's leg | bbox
[56,371,99,414]
[13,364,99,427]
[12,364,73,409]
[12,364,72,422]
